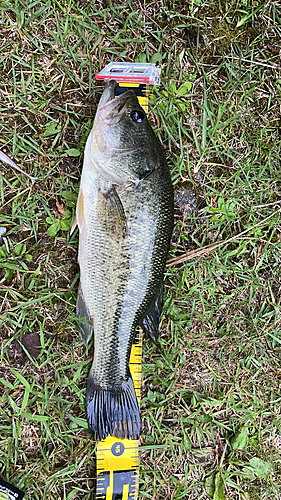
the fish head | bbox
[96,80,138,125]
[88,80,158,185]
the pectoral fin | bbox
[76,284,94,344]
[98,184,127,236]
[139,280,164,342]
[71,189,84,235]
[70,215,77,235]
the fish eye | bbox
[131,110,145,123]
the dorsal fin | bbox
[139,280,164,342]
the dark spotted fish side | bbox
[74,80,174,441]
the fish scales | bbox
[75,80,174,441]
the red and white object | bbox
[95,62,161,85]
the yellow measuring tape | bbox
[96,330,143,500]
[115,82,149,113]
[95,80,149,500]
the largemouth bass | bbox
[73,80,174,441]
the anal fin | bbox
[76,284,94,344]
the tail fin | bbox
[86,375,141,441]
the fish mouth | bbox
[97,80,136,122]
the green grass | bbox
[0,0,281,499]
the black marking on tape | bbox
[115,83,148,98]
[96,470,138,499]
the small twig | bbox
[196,162,231,168]
[167,242,222,266]
[167,207,281,266]
[254,200,281,209]
[225,55,278,69]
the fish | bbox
[73,80,174,441]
